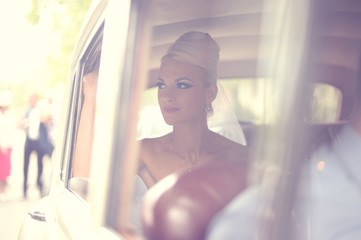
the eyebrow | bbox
[157,77,192,82]
[175,77,192,82]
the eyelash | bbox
[156,82,193,89]
[156,82,166,89]
[177,82,192,89]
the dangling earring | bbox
[205,105,212,113]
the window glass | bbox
[59,74,78,182]
[67,27,103,200]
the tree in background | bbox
[3,0,92,122]
[0,0,93,126]
[26,0,92,87]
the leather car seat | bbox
[142,158,249,240]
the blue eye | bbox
[156,82,166,89]
[177,82,192,89]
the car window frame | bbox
[59,71,80,182]
[83,0,152,232]
[66,24,104,196]
[55,0,107,191]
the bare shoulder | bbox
[139,134,170,151]
[138,134,173,186]
[138,134,171,162]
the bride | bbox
[138,31,250,188]
[137,31,252,239]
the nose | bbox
[158,87,176,103]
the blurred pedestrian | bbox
[0,90,15,201]
[22,93,53,198]
[37,97,55,158]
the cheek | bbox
[185,90,206,110]
[157,91,174,108]
[157,90,161,104]
[157,90,166,105]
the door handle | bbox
[28,210,46,222]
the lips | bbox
[163,107,180,113]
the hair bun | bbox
[163,31,220,83]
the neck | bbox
[171,121,210,158]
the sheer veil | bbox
[208,82,246,145]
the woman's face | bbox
[157,57,215,126]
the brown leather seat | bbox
[142,159,248,240]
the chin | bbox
[163,117,176,126]
[160,111,176,125]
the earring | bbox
[205,105,212,113]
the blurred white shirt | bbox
[26,107,41,140]
[298,124,361,240]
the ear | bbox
[205,83,218,104]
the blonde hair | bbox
[162,31,220,85]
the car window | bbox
[59,74,78,182]
[306,83,342,124]
[67,24,104,199]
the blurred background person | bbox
[37,94,55,197]
[22,93,46,198]
[37,95,55,159]
[0,90,15,201]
